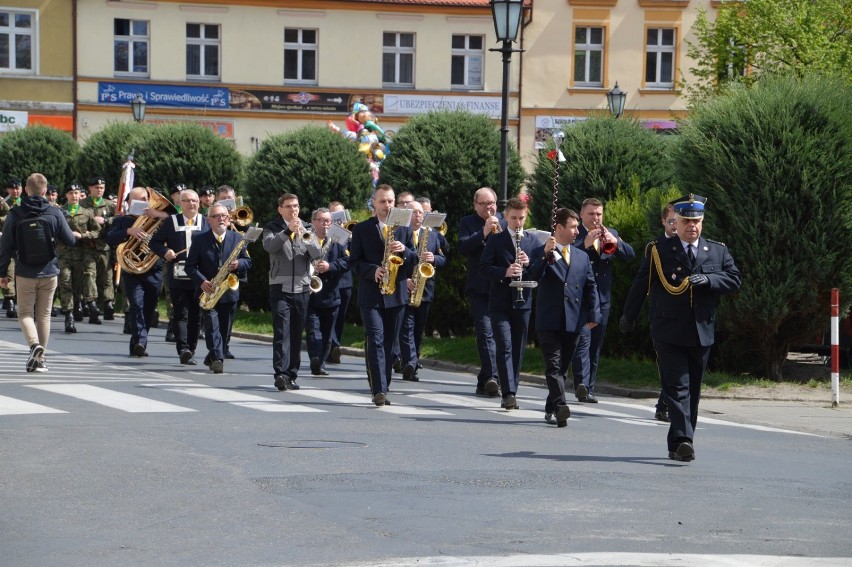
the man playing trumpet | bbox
[263,193,322,392]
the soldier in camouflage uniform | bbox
[1,178,23,318]
[80,176,116,323]
[58,184,101,333]
[46,185,61,317]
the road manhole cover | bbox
[258,440,368,449]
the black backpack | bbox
[15,211,56,266]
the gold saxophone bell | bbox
[343,220,357,231]
[231,205,253,227]
[309,275,323,293]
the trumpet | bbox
[489,216,502,234]
[596,222,618,255]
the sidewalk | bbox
[235,332,852,439]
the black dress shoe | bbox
[285,377,300,390]
[179,350,197,365]
[274,374,287,391]
[372,392,386,406]
[73,308,83,322]
[310,357,323,376]
[673,441,695,461]
[544,412,556,424]
[131,344,147,357]
[103,301,115,320]
[575,384,589,402]
[555,405,571,427]
[392,359,402,374]
[223,350,235,360]
[502,394,518,410]
[655,409,670,422]
[402,364,418,382]
[210,360,224,374]
[123,316,132,335]
[483,378,499,397]
[329,346,341,364]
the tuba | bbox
[380,224,404,295]
[116,188,172,275]
[408,227,435,307]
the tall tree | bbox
[684,0,852,104]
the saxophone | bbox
[309,237,332,294]
[380,224,404,295]
[409,227,435,307]
[198,226,262,310]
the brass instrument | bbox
[309,238,331,294]
[230,205,254,228]
[343,220,357,231]
[380,224,404,295]
[489,216,502,234]
[596,222,618,255]
[116,188,172,275]
[438,221,447,236]
[199,226,262,310]
[409,227,435,307]
[508,227,537,304]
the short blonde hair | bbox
[26,173,48,196]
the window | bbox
[114,18,148,76]
[284,28,317,84]
[451,35,484,89]
[645,28,675,88]
[573,26,603,87]
[187,23,220,80]
[382,32,414,88]
[0,9,35,73]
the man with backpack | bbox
[0,173,77,373]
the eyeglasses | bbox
[209,213,229,219]
[476,201,496,207]
[313,218,332,224]
[666,220,676,225]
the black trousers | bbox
[361,304,404,395]
[538,329,580,413]
[306,304,339,364]
[202,300,237,363]
[124,270,162,353]
[270,287,310,378]
[653,339,711,452]
[170,286,201,355]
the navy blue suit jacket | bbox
[573,224,635,308]
[458,212,506,295]
[309,240,349,309]
[350,217,417,308]
[479,229,538,312]
[150,214,210,289]
[528,244,601,333]
[184,229,252,305]
[411,227,448,303]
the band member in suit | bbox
[528,208,600,427]
[571,197,635,403]
[150,188,209,366]
[327,201,353,364]
[349,184,417,406]
[399,200,448,381]
[479,197,538,411]
[306,207,349,376]
[263,193,323,391]
[107,187,171,357]
[184,203,251,374]
[458,187,507,397]
[621,194,741,462]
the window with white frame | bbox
[573,26,603,87]
[284,28,317,84]
[645,28,675,88]
[451,34,484,89]
[114,18,148,76]
[187,23,220,80]
[382,32,414,88]
[0,9,35,73]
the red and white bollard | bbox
[831,288,841,407]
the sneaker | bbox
[26,344,44,372]
[35,360,48,373]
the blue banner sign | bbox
[98,82,230,109]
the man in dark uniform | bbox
[479,197,538,411]
[185,203,252,374]
[327,201,352,364]
[80,176,117,323]
[108,187,170,357]
[306,207,349,376]
[399,200,447,381]
[571,197,635,403]
[349,184,417,406]
[621,194,742,462]
[528,208,600,427]
[150,188,209,366]
[458,187,507,397]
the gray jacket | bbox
[262,216,322,293]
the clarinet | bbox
[508,227,537,303]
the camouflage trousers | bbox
[86,247,115,305]
[2,259,14,297]
[59,252,97,311]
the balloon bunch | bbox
[328,102,390,185]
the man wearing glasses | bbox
[396,192,415,209]
[458,187,507,397]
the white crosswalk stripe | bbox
[143,384,325,413]
[287,386,453,416]
[28,384,195,413]
[0,394,67,415]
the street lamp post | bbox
[606,82,627,119]
[490,0,524,211]
[130,95,146,123]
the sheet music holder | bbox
[330,209,351,225]
[422,212,447,229]
[386,207,412,227]
[127,199,149,216]
[327,223,351,245]
[526,228,552,246]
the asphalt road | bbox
[1,318,851,567]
